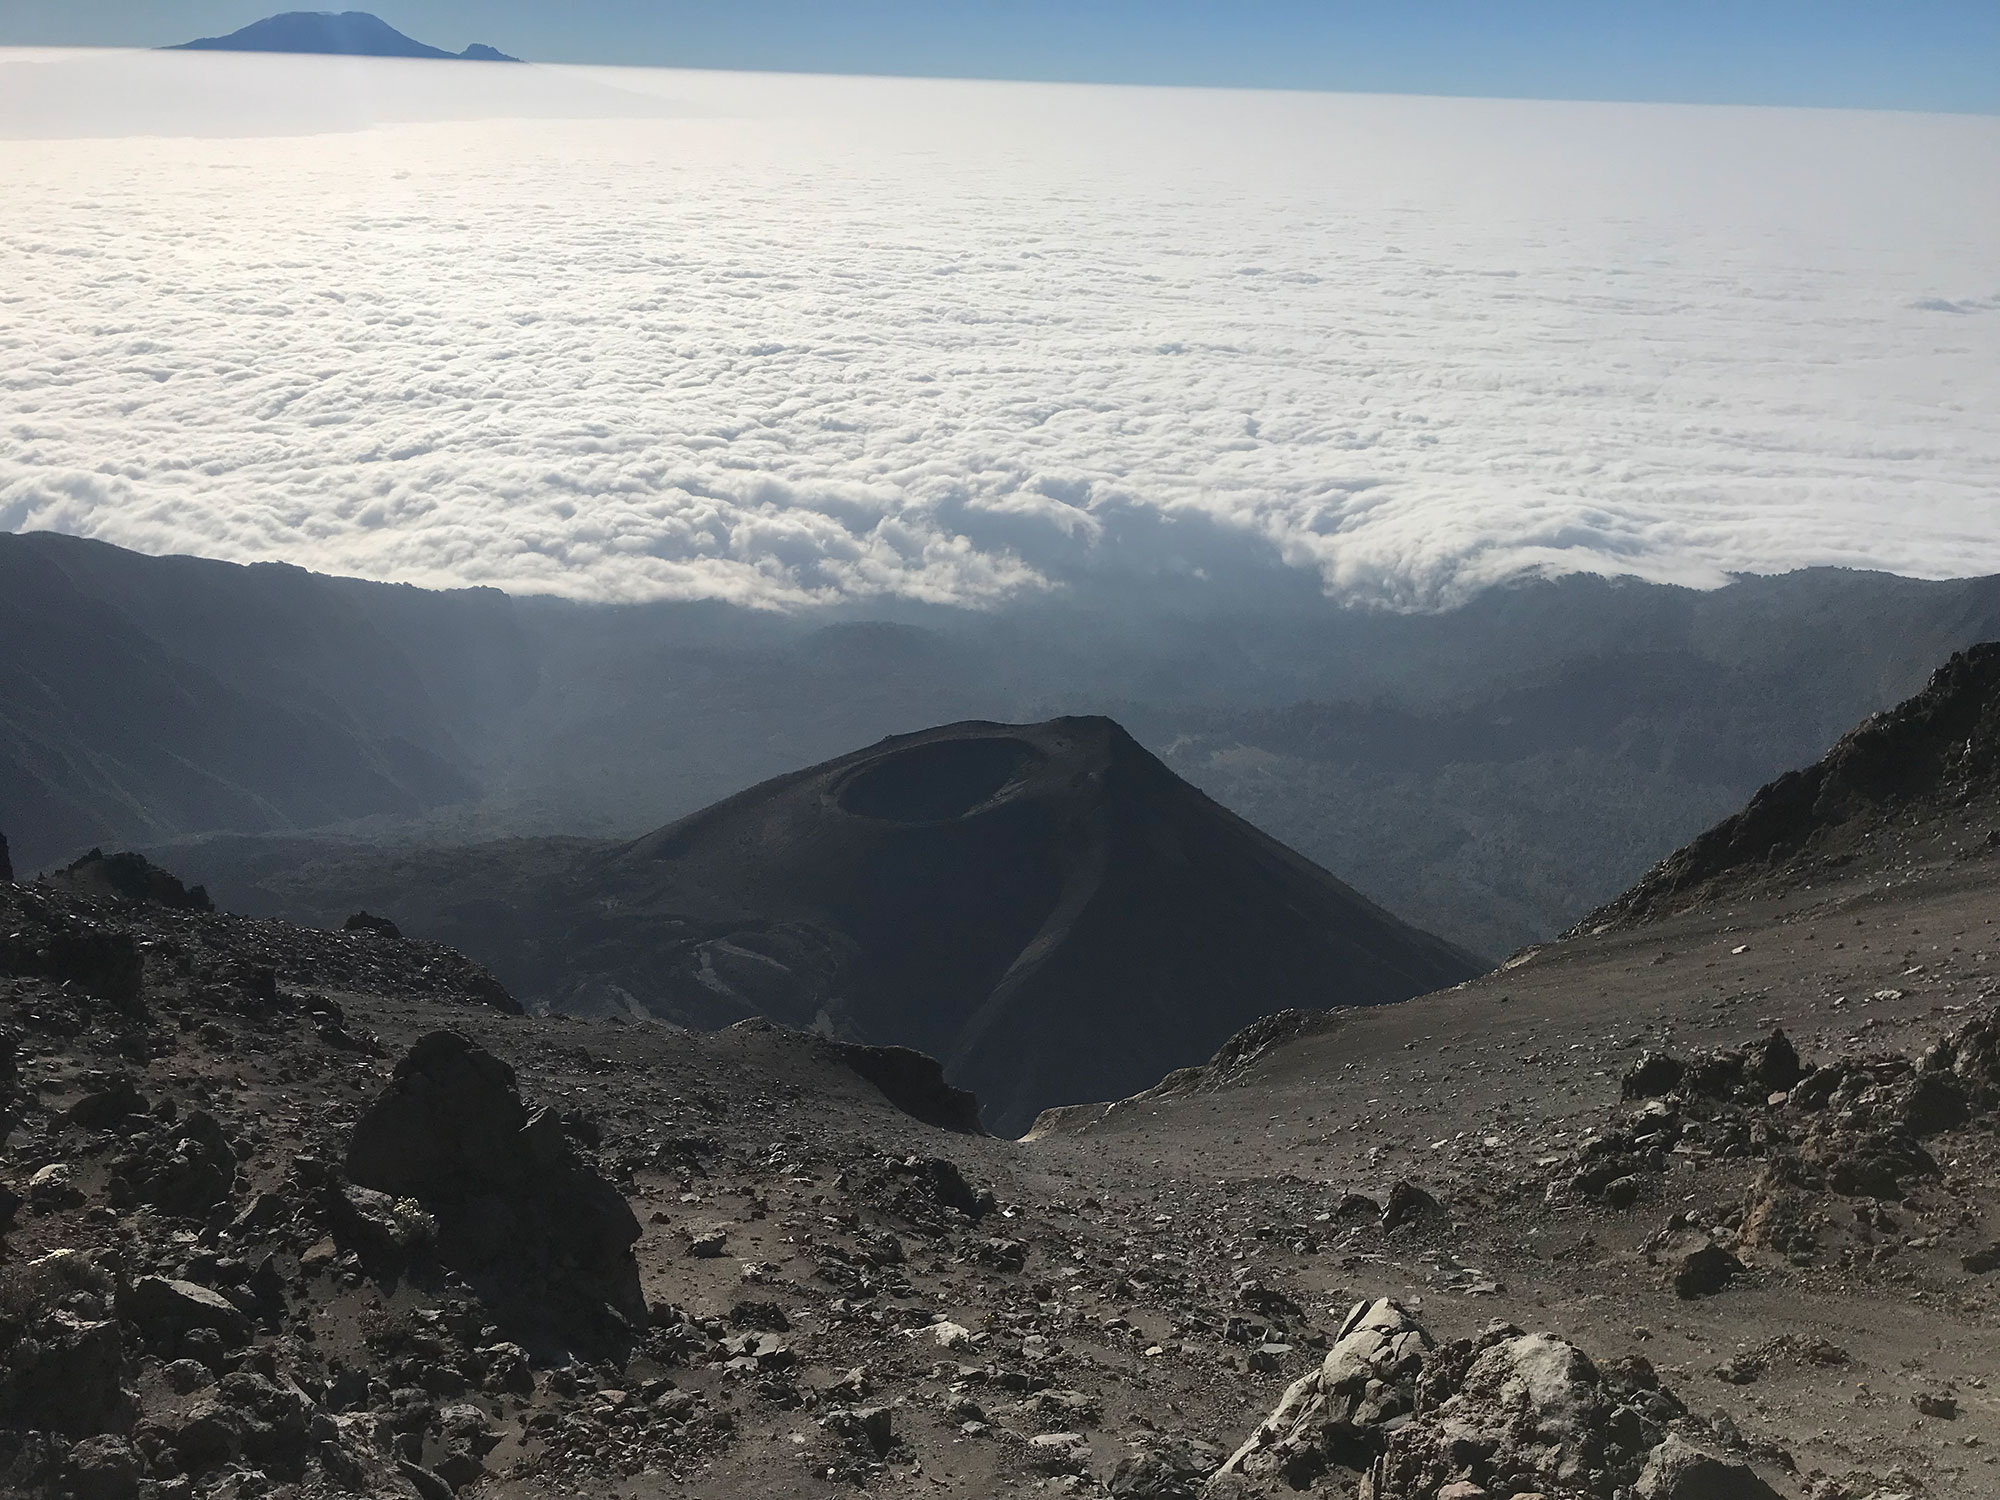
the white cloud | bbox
[2,50,1997,609]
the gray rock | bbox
[125,1110,237,1216]
[397,1459,456,1500]
[1360,1323,1685,1500]
[438,1401,501,1455]
[122,1276,253,1349]
[475,1340,533,1395]
[822,1403,895,1456]
[228,1190,290,1240]
[1111,1437,1207,1498]
[158,1398,248,1468]
[1214,1297,1432,1488]
[1960,1241,2000,1273]
[325,1182,436,1269]
[1636,1434,1784,1499]
[27,1162,84,1208]
[1624,1052,1687,1099]
[686,1226,729,1258]
[1380,1180,1444,1230]
[214,1369,316,1468]
[164,1358,216,1394]
[66,1435,141,1500]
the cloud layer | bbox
[2,51,1997,609]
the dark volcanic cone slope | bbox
[1583,641,2000,931]
[576,717,1481,1133]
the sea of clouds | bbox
[2,49,1997,609]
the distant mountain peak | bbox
[166,11,520,62]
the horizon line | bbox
[2,42,1994,120]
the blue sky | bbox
[2,1,1996,112]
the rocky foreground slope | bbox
[14,854,2000,1500]
[2,857,1835,1500]
[17,850,2000,1500]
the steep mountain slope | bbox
[0,533,531,871]
[1581,641,2000,931]
[1139,573,2000,954]
[169,11,518,61]
[582,716,1483,1133]
[157,718,1481,1134]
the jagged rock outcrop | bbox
[1583,641,2000,927]
[826,1039,987,1135]
[1129,1009,1341,1104]
[1212,1298,1434,1487]
[345,1030,644,1339]
[1216,1300,1783,1500]
[45,850,212,913]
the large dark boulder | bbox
[67,1071,148,1130]
[2,1312,124,1437]
[122,1277,253,1351]
[348,1031,527,1191]
[828,1041,985,1134]
[1750,1029,1805,1092]
[1636,1435,1783,1499]
[347,1031,643,1339]
[65,1435,142,1500]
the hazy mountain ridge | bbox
[168,10,519,62]
[0,533,530,865]
[9,530,2000,955]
